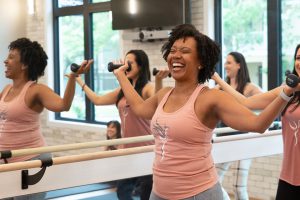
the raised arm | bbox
[154,68,170,93]
[212,72,246,100]
[76,76,120,105]
[244,83,263,97]
[114,65,160,120]
[212,72,284,110]
[209,86,295,133]
[35,60,93,112]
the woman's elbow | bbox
[63,105,71,111]
[253,125,268,134]
[58,102,72,112]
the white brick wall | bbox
[24,1,282,199]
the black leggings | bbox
[276,179,300,200]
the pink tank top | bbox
[151,84,218,199]
[280,104,300,185]
[117,97,154,148]
[0,81,46,163]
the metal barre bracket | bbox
[0,150,12,164]
[21,157,53,189]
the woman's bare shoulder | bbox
[244,83,263,96]
[156,86,173,100]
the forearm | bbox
[155,77,163,93]
[115,72,145,112]
[81,84,99,104]
[255,88,292,132]
[76,78,99,104]
[62,73,77,111]
[214,74,246,103]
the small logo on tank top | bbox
[153,120,169,161]
[0,110,7,132]
[289,120,300,146]
[0,111,7,121]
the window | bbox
[53,0,121,124]
[281,0,300,80]
[215,0,284,91]
[92,12,120,122]
[216,0,268,90]
[58,0,83,7]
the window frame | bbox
[53,0,112,125]
[214,0,282,90]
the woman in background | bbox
[75,49,153,200]
[212,44,300,199]
[105,120,121,151]
[215,51,262,200]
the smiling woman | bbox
[0,38,91,161]
[0,38,91,199]
[212,44,300,199]
[105,120,121,151]
[214,51,262,200]
[74,49,154,200]
[113,24,299,200]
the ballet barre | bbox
[212,129,282,163]
[0,135,154,160]
[0,145,155,199]
[0,145,154,173]
[0,129,283,198]
[0,127,239,160]
[213,129,281,143]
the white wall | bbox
[0,0,27,89]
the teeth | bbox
[173,63,183,67]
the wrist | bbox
[114,70,126,80]
[69,73,78,78]
[155,77,162,82]
[283,86,294,96]
[280,88,294,101]
[76,79,83,85]
[81,83,86,91]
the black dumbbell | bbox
[70,63,80,73]
[107,61,132,72]
[286,74,300,88]
[285,69,291,76]
[152,68,171,77]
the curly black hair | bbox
[161,24,220,83]
[8,38,48,81]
